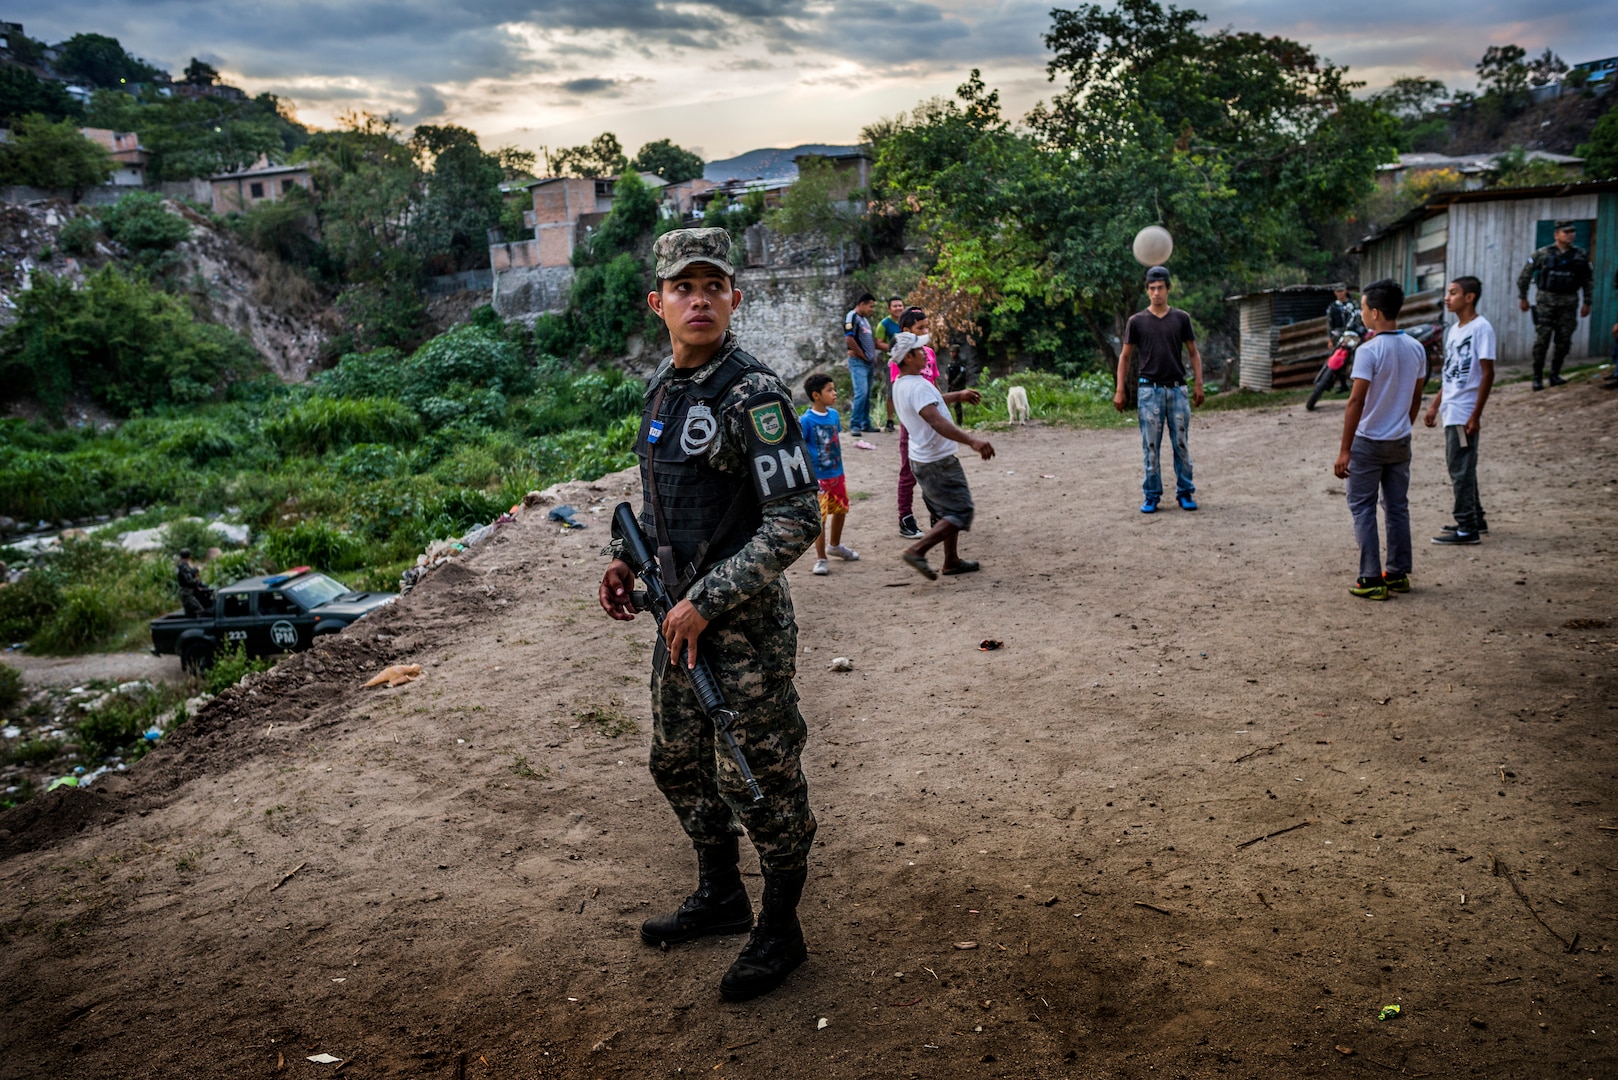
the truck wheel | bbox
[181,640,215,675]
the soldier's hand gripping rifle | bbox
[612,501,764,803]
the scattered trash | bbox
[549,505,587,529]
[46,775,79,792]
[1377,1004,1401,1021]
[364,664,422,688]
[1041,474,1056,479]
[306,1053,343,1064]
[953,941,979,950]
[207,521,252,545]
[827,657,854,672]
[522,490,549,509]
[817,1018,829,1030]
[1,725,19,739]
[854,440,877,450]
[143,727,163,742]
[1335,1045,1355,1056]
[979,639,1003,652]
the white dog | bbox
[1006,385,1031,425]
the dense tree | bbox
[86,89,308,181]
[0,63,84,123]
[1575,112,1618,179]
[408,124,505,273]
[52,33,164,88]
[183,58,220,86]
[1476,45,1529,100]
[546,132,628,177]
[0,114,114,198]
[630,138,703,183]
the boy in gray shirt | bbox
[1332,278,1428,601]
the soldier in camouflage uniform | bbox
[598,227,821,1002]
[1517,220,1593,390]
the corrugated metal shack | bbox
[1350,179,1618,363]
[1230,285,1446,390]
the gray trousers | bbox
[1346,435,1412,580]
[1444,426,1485,533]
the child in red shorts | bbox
[800,373,859,575]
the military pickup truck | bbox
[150,566,395,671]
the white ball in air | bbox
[1133,225,1173,266]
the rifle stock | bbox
[612,501,764,803]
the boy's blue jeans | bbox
[846,357,874,432]
[1346,434,1412,580]
[1137,383,1194,502]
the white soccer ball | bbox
[1133,224,1174,267]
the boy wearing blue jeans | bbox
[1113,265,1204,512]
[1333,279,1428,600]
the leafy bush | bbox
[333,442,407,481]
[59,214,102,256]
[331,279,428,354]
[0,661,22,714]
[97,191,192,257]
[570,252,653,358]
[31,584,118,654]
[162,517,217,556]
[0,266,263,416]
[206,639,273,695]
[264,520,362,572]
[204,547,270,586]
[264,396,421,455]
[0,114,113,196]
[0,572,61,644]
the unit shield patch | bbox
[748,400,788,444]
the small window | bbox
[281,178,296,194]
[258,591,297,616]
[222,593,251,618]
[249,181,264,198]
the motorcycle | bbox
[1305,330,1359,411]
[1304,323,1445,412]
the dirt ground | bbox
[5,652,187,689]
[2,374,1615,1080]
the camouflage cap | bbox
[654,227,736,279]
[1553,219,1576,231]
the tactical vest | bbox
[634,350,766,595]
[1538,247,1585,295]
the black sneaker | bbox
[1548,375,1568,387]
[1441,523,1489,536]
[1532,378,1544,391]
[1432,530,1480,545]
[898,514,923,539]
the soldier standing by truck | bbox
[176,549,208,618]
[1517,220,1593,391]
[597,227,821,1002]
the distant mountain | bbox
[704,144,860,183]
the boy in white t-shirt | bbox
[1333,279,1429,601]
[1423,275,1495,545]
[890,331,990,579]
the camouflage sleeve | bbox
[684,370,820,622]
[1517,252,1537,300]
[1581,253,1594,305]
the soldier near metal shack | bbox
[597,227,821,1002]
[176,548,207,618]
[1517,220,1593,390]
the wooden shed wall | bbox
[1237,296,1272,390]
[1446,193,1599,362]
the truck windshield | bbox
[283,574,350,608]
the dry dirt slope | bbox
[0,377,1615,1079]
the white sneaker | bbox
[828,544,860,561]
[812,559,830,575]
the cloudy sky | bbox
[19,1,1617,161]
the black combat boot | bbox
[640,837,754,946]
[719,865,808,1001]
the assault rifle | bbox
[612,501,764,803]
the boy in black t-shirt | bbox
[1113,265,1205,512]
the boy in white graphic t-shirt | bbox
[1423,275,1495,545]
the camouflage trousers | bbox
[1532,296,1581,376]
[648,581,816,874]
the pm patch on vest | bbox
[744,392,815,503]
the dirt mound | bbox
[0,384,1614,1078]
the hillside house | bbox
[79,128,148,186]
[1349,179,1618,363]
[490,172,668,270]
[209,160,312,214]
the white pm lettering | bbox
[753,453,779,495]
[777,446,811,489]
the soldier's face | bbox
[1335,289,1348,302]
[649,265,741,348]
[1555,227,1574,247]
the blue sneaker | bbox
[1140,499,1159,514]
[1177,494,1198,511]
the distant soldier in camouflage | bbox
[1517,220,1593,390]
[598,227,821,1002]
